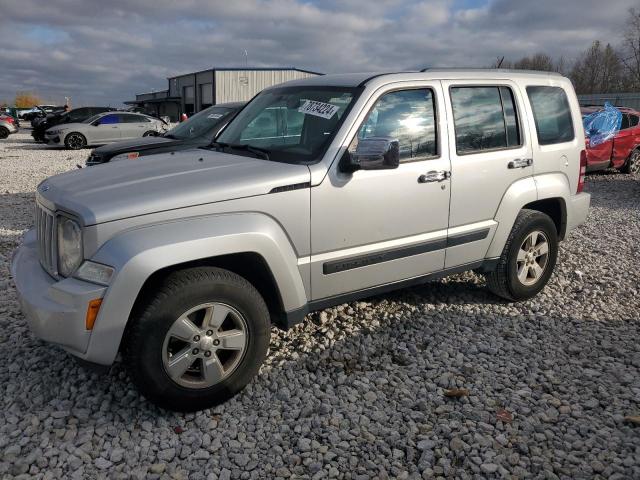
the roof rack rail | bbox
[419,67,562,76]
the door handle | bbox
[508,158,533,169]
[418,170,451,183]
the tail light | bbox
[5,116,14,124]
[577,150,587,193]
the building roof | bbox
[168,66,322,79]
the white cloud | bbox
[0,0,636,105]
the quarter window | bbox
[526,86,574,145]
[351,89,437,162]
[450,86,521,154]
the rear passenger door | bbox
[442,81,533,268]
[120,114,150,139]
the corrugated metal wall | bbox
[578,93,640,110]
[215,70,316,103]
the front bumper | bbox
[11,229,106,358]
[44,134,61,144]
[566,192,591,233]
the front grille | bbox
[36,203,57,276]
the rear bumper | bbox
[566,192,591,233]
[11,229,107,358]
[1,122,18,134]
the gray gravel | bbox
[1,130,639,479]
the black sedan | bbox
[86,102,244,166]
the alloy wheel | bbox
[162,302,248,389]
[630,151,640,175]
[516,230,550,286]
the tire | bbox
[0,127,8,139]
[621,149,640,175]
[64,132,86,150]
[143,130,157,137]
[486,209,558,301]
[123,267,271,412]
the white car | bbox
[45,111,168,149]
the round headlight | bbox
[57,216,83,276]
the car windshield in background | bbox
[83,114,102,124]
[215,86,361,163]
[166,106,234,140]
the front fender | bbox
[85,213,307,365]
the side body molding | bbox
[87,213,308,365]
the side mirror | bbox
[341,137,400,172]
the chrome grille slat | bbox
[35,203,57,276]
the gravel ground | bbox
[1,130,639,479]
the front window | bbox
[216,86,361,163]
[167,106,235,140]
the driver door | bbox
[309,83,451,300]
[92,114,122,143]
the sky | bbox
[0,0,637,106]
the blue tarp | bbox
[583,102,622,147]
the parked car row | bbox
[32,106,116,142]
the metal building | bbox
[127,67,321,121]
[578,92,640,110]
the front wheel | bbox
[123,267,270,411]
[64,132,86,150]
[621,149,640,175]
[142,130,157,137]
[486,209,558,301]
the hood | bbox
[37,149,311,225]
[92,136,178,155]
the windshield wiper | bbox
[207,142,270,160]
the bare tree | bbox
[621,7,640,89]
[570,41,624,94]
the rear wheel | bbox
[0,127,9,139]
[486,209,558,301]
[621,149,640,175]
[124,267,271,411]
[143,130,157,137]
[64,132,86,150]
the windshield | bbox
[216,86,361,163]
[167,105,236,140]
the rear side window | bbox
[450,86,521,154]
[526,86,574,145]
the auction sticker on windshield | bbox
[298,100,340,119]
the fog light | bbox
[86,298,103,330]
[75,261,114,285]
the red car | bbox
[582,106,640,174]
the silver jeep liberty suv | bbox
[12,70,590,411]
